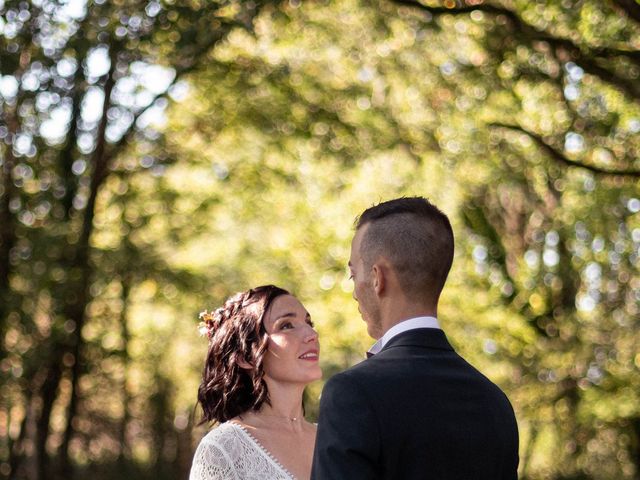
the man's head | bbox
[348,197,454,338]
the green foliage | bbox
[2,0,639,479]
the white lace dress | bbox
[189,422,296,480]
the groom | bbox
[312,197,519,479]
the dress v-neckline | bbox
[228,421,297,480]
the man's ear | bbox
[371,262,386,296]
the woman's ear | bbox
[237,356,253,370]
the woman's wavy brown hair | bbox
[197,285,289,423]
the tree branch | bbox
[610,0,640,24]
[105,27,233,164]
[568,52,640,100]
[394,0,640,99]
[592,46,640,63]
[394,0,521,21]
[489,122,640,177]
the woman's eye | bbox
[280,322,294,330]
[307,320,315,328]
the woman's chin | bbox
[302,368,323,384]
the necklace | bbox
[243,411,303,422]
[257,413,302,422]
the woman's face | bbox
[261,294,322,386]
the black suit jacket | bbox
[311,328,519,479]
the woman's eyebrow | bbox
[274,312,296,321]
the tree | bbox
[3,0,638,478]
[392,1,640,477]
[0,1,275,479]
[162,0,639,477]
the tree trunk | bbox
[35,351,64,480]
[0,118,19,360]
[632,417,640,480]
[57,44,119,480]
[7,403,29,480]
[7,391,33,480]
[174,412,195,480]
[0,144,16,293]
[151,376,172,478]
[520,420,539,479]
[117,274,132,471]
[59,73,87,222]
[0,20,35,357]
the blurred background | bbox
[1,0,639,479]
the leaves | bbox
[2,0,639,479]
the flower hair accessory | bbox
[198,308,222,339]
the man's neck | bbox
[368,315,441,356]
[380,302,437,337]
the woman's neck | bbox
[241,381,307,432]
[257,404,304,421]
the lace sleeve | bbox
[189,436,238,480]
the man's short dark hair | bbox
[356,197,454,303]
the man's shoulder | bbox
[334,356,378,376]
[319,362,383,414]
[323,358,382,393]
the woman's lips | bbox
[298,350,319,361]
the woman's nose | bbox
[303,325,318,342]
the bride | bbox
[189,285,322,480]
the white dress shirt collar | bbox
[367,316,440,357]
